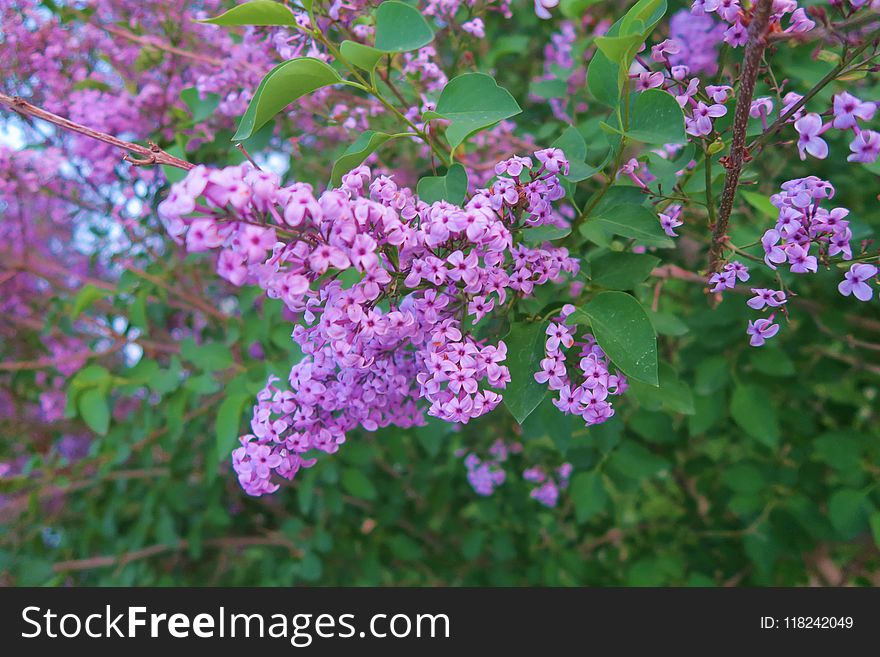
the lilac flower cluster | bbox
[158,150,579,496]
[793,92,879,164]
[761,177,849,274]
[461,439,521,496]
[637,16,740,139]
[743,176,878,346]
[746,288,786,347]
[665,10,727,76]
[534,306,628,428]
[523,463,572,507]
[708,261,749,293]
[691,0,814,48]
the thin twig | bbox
[0,93,193,171]
[52,535,303,573]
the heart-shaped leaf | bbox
[423,73,521,150]
[199,0,298,26]
[572,291,658,385]
[416,163,469,205]
[502,321,549,424]
[374,1,434,52]
[330,130,398,187]
[233,58,343,141]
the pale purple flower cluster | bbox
[534,306,628,427]
[692,0,814,48]
[665,10,727,75]
[839,263,878,302]
[744,176,878,345]
[708,261,749,293]
[761,177,849,274]
[745,288,786,347]
[462,439,521,496]
[635,18,736,138]
[659,204,684,237]
[523,463,572,507]
[158,150,579,496]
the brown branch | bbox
[708,0,774,274]
[749,39,877,152]
[0,93,194,171]
[0,340,125,372]
[52,535,303,573]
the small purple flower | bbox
[838,263,877,302]
[495,155,532,177]
[785,242,818,274]
[461,18,485,38]
[747,318,780,347]
[794,113,829,160]
[832,92,876,130]
[530,481,560,507]
[708,270,735,292]
[723,21,749,47]
[847,130,880,164]
[686,102,727,137]
[651,39,680,63]
[747,288,787,310]
[636,71,665,91]
[534,0,559,19]
[727,261,750,283]
[659,205,683,237]
[762,229,787,269]
[534,147,569,175]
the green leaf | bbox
[588,252,659,290]
[571,471,608,523]
[340,40,385,73]
[341,468,378,501]
[199,0,298,26]
[608,442,669,480]
[416,163,468,205]
[813,432,862,472]
[624,89,686,144]
[374,1,434,52]
[423,73,521,149]
[502,321,549,424]
[730,384,780,448]
[181,87,220,123]
[330,131,396,187]
[870,512,880,549]
[530,79,568,99]
[595,33,644,63]
[741,190,777,217]
[71,284,108,318]
[551,125,587,161]
[586,204,674,248]
[749,347,795,377]
[628,363,694,414]
[215,393,251,459]
[828,489,871,540]
[560,0,604,18]
[620,0,668,35]
[78,387,110,435]
[648,311,689,336]
[722,463,766,494]
[573,291,658,385]
[587,48,620,107]
[180,337,233,372]
[233,58,343,141]
[551,125,601,184]
[522,223,571,244]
